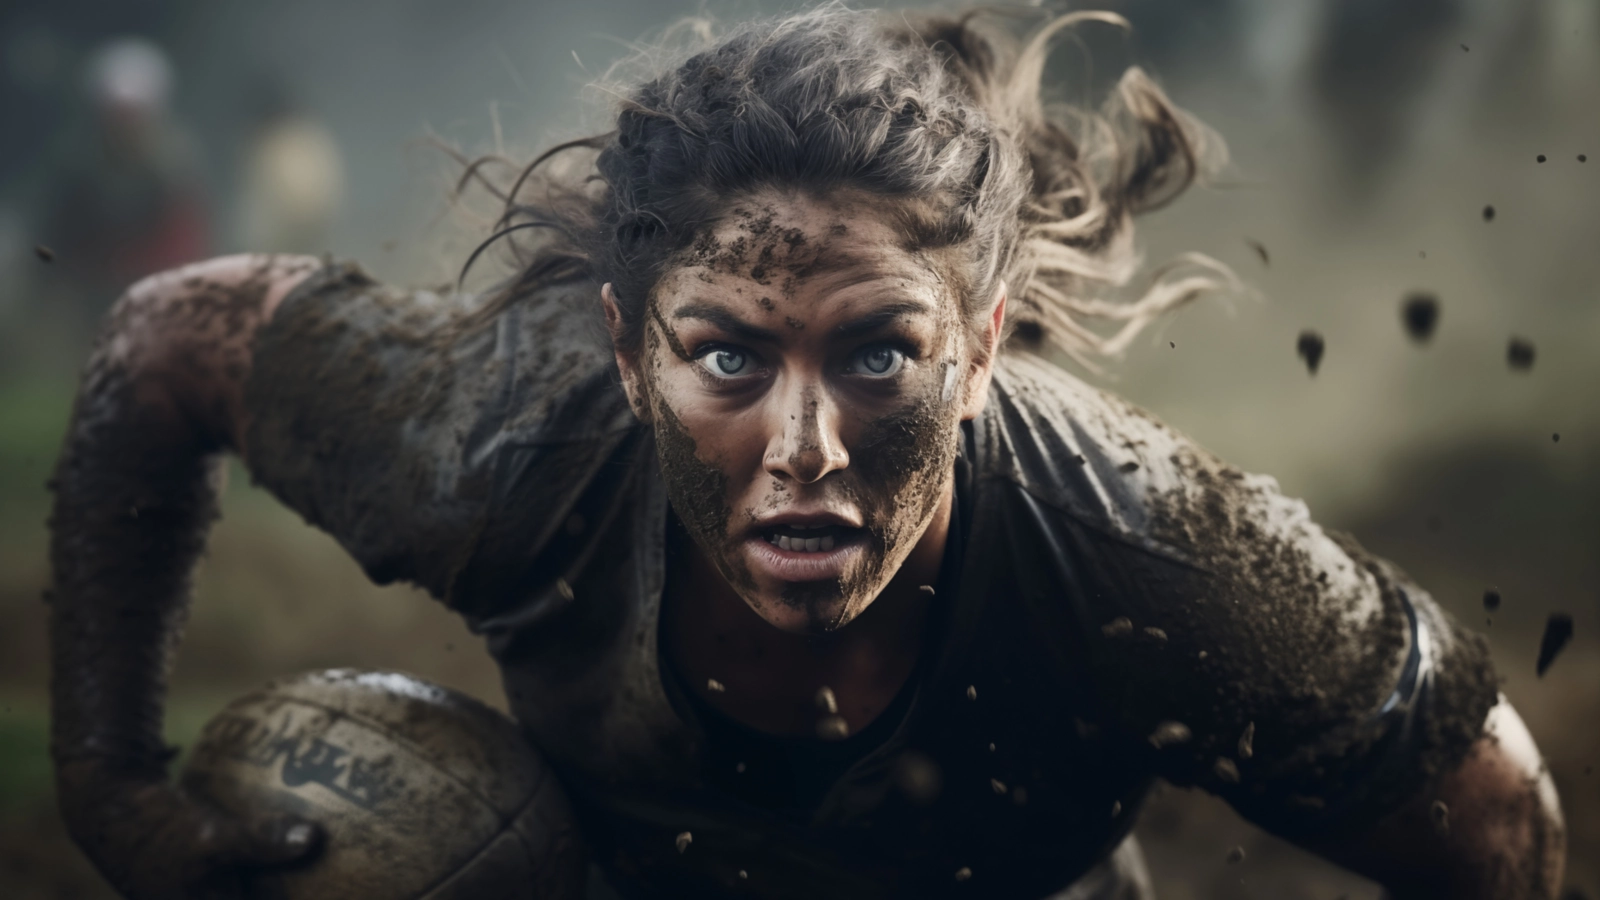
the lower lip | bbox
[744,536,863,582]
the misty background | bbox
[1,0,1596,897]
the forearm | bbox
[48,366,221,773]
[1313,700,1564,900]
[48,254,316,776]
[45,254,328,894]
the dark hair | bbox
[458,4,1233,362]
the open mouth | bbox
[760,523,863,553]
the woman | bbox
[47,6,1563,898]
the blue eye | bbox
[850,345,905,377]
[697,348,753,378]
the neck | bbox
[664,480,953,737]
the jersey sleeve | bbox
[991,355,1499,838]
[241,261,638,613]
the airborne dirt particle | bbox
[990,778,1007,795]
[1213,757,1240,783]
[1536,614,1574,677]
[1225,846,1246,865]
[1507,337,1536,371]
[814,686,837,714]
[954,867,972,882]
[1148,721,1192,749]
[676,832,693,853]
[1101,617,1133,638]
[707,678,726,693]
[919,584,935,595]
[1296,330,1325,374]
[965,685,978,701]
[1401,292,1439,342]
[1238,722,1255,760]
[817,715,850,740]
[1111,801,1122,817]
[1482,205,1496,222]
[1245,239,1269,267]
[1430,800,1449,835]
[1537,155,1547,164]
[1553,433,1560,443]
[1143,626,1168,643]
[1580,155,1588,163]
[34,244,54,262]
[1482,589,1501,612]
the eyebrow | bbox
[672,297,935,343]
[673,303,781,343]
[832,300,934,338]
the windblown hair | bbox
[455,3,1233,363]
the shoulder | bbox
[979,351,1208,537]
[979,351,1381,618]
[260,262,630,442]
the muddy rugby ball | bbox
[180,669,585,899]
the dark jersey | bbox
[244,263,1498,900]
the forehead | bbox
[654,191,955,313]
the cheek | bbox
[850,382,962,527]
[648,367,770,490]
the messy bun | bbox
[458,3,1233,364]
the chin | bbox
[746,585,859,635]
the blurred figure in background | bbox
[235,83,344,255]
[34,37,210,336]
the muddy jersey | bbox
[244,263,1498,900]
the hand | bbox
[57,757,323,899]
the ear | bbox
[959,280,1007,421]
[602,283,652,423]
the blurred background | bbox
[0,0,1595,897]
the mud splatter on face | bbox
[643,190,979,633]
[781,382,960,629]
[646,295,693,363]
[652,394,758,597]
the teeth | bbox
[767,532,841,552]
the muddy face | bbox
[617,190,998,634]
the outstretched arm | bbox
[1306,698,1564,900]
[49,254,319,898]
[1034,368,1563,899]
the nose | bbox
[764,380,849,484]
